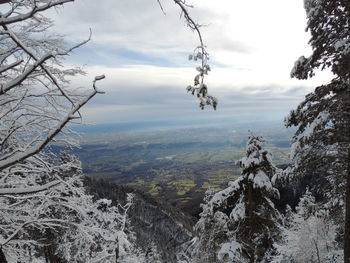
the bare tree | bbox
[0,1,106,259]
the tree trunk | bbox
[248,183,255,263]
[0,247,8,263]
[115,247,119,263]
[345,147,350,263]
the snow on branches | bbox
[170,0,217,110]
[291,0,350,81]
[0,0,216,261]
[288,1,350,261]
[0,1,139,261]
[0,150,143,262]
[192,134,281,262]
[186,46,217,110]
[272,191,343,263]
[0,0,106,172]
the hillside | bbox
[84,178,195,262]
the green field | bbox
[75,124,292,217]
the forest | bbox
[0,0,349,263]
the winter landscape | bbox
[0,0,349,262]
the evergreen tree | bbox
[284,79,348,231]
[288,1,350,261]
[232,135,281,262]
[192,188,237,262]
[194,135,281,263]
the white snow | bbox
[230,200,245,221]
[253,170,273,190]
[218,241,242,262]
[209,178,242,207]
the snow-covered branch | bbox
[0,218,69,247]
[0,76,104,171]
[0,180,60,195]
[171,0,217,110]
[0,59,23,74]
[0,0,74,26]
[1,24,91,105]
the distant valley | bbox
[74,121,293,217]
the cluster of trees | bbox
[192,0,350,262]
[192,134,343,262]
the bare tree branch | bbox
[0,180,60,195]
[1,24,91,106]
[0,59,23,74]
[0,0,74,26]
[0,76,105,171]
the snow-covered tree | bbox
[0,1,106,174]
[0,150,80,261]
[0,0,213,260]
[193,135,281,263]
[191,188,239,263]
[55,192,147,263]
[232,135,281,262]
[0,148,141,262]
[144,242,163,263]
[0,0,215,196]
[286,1,350,260]
[273,190,343,263]
[291,0,350,82]
[283,79,348,227]
[0,1,106,258]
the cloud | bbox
[66,64,318,124]
[43,0,335,125]
[50,0,258,68]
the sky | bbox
[49,0,333,126]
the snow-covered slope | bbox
[84,178,195,262]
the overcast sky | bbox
[50,0,332,125]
